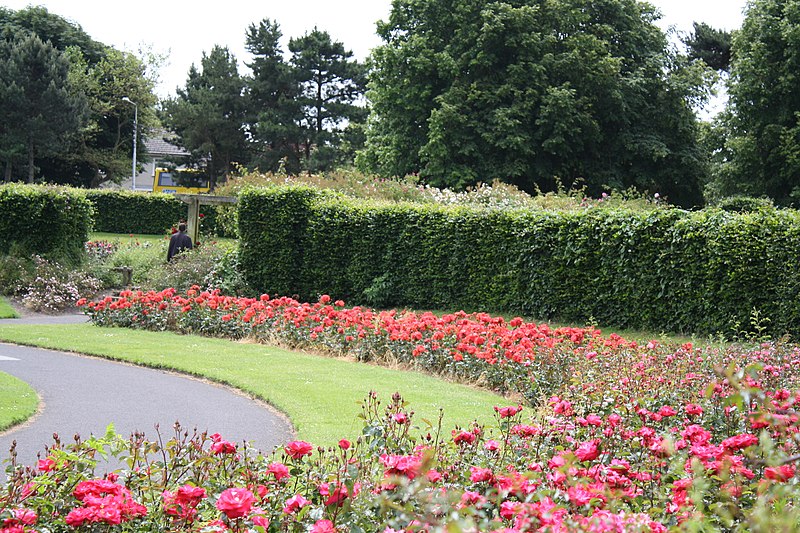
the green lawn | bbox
[0,372,38,431]
[0,297,18,319]
[91,232,236,247]
[0,324,506,445]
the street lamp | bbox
[122,97,138,190]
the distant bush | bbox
[15,255,102,313]
[219,170,667,212]
[713,195,775,213]
[143,243,237,294]
[85,190,227,236]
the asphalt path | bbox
[0,312,294,473]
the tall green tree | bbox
[163,45,247,188]
[682,22,733,72]
[359,0,711,206]
[0,32,87,182]
[54,47,159,187]
[289,29,367,173]
[1,6,160,187]
[244,18,302,173]
[0,6,105,63]
[710,0,800,205]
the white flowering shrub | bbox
[16,256,102,313]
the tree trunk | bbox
[27,138,35,183]
[3,160,11,182]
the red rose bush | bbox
[79,289,630,402]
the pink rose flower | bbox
[216,488,255,519]
[285,440,314,459]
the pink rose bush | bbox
[4,369,800,532]
[0,290,788,530]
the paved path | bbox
[0,312,294,472]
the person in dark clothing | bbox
[167,223,193,261]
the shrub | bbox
[203,246,253,296]
[222,170,666,212]
[143,243,236,294]
[713,195,776,213]
[0,255,35,295]
[0,183,93,264]
[16,256,102,313]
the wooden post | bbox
[187,197,200,245]
[176,194,238,246]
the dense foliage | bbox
[237,186,800,336]
[682,22,733,72]
[709,0,800,206]
[0,6,158,186]
[164,19,367,180]
[244,18,302,173]
[162,46,249,189]
[0,32,88,183]
[358,0,711,207]
[288,28,367,173]
[0,183,92,264]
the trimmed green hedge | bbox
[0,183,93,264]
[85,190,227,236]
[238,186,800,336]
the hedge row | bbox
[0,183,93,264]
[238,186,800,336]
[85,190,228,236]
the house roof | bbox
[144,130,189,158]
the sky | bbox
[3,0,749,99]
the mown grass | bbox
[0,372,38,431]
[0,297,18,319]
[0,324,506,445]
[90,232,236,247]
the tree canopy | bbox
[244,18,303,173]
[162,46,248,188]
[289,28,367,173]
[682,22,733,72]
[358,0,711,206]
[0,6,158,186]
[0,32,88,182]
[709,0,800,205]
[166,19,368,180]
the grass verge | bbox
[0,297,18,319]
[0,324,505,445]
[0,372,38,432]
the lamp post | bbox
[122,97,138,190]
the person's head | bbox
[178,223,187,232]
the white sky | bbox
[3,0,748,99]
